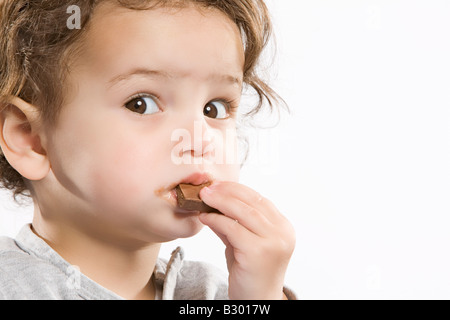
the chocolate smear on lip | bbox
[175,182,221,213]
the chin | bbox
[136,213,205,243]
[170,214,205,240]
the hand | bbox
[199,181,296,300]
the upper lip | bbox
[164,172,214,194]
[180,172,213,186]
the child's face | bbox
[40,3,244,243]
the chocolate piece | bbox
[175,182,220,213]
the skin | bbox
[0,3,295,300]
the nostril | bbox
[190,149,204,157]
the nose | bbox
[189,119,214,160]
[171,118,215,165]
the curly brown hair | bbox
[0,0,285,202]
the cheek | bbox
[88,137,158,206]
[51,108,153,205]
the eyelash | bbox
[215,98,239,115]
[125,92,161,105]
[123,93,239,116]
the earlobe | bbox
[0,97,50,181]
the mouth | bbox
[156,172,214,211]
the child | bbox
[0,0,296,300]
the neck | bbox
[32,213,161,300]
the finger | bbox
[202,181,281,222]
[200,187,272,236]
[206,227,235,271]
[209,225,231,248]
[199,212,258,253]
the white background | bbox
[1,0,450,299]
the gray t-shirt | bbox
[0,224,296,300]
[0,224,229,300]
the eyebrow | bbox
[107,68,243,88]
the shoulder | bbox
[0,235,50,271]
[0,235,21,252]
[0,236,78,300]
[0,235,36,269]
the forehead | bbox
[74,3,245,83]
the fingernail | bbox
[208,181,220,190]
[200,186,212,197]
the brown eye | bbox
[204,101,228,119]
[125,96,159,115]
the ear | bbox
[0,97,50,181]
